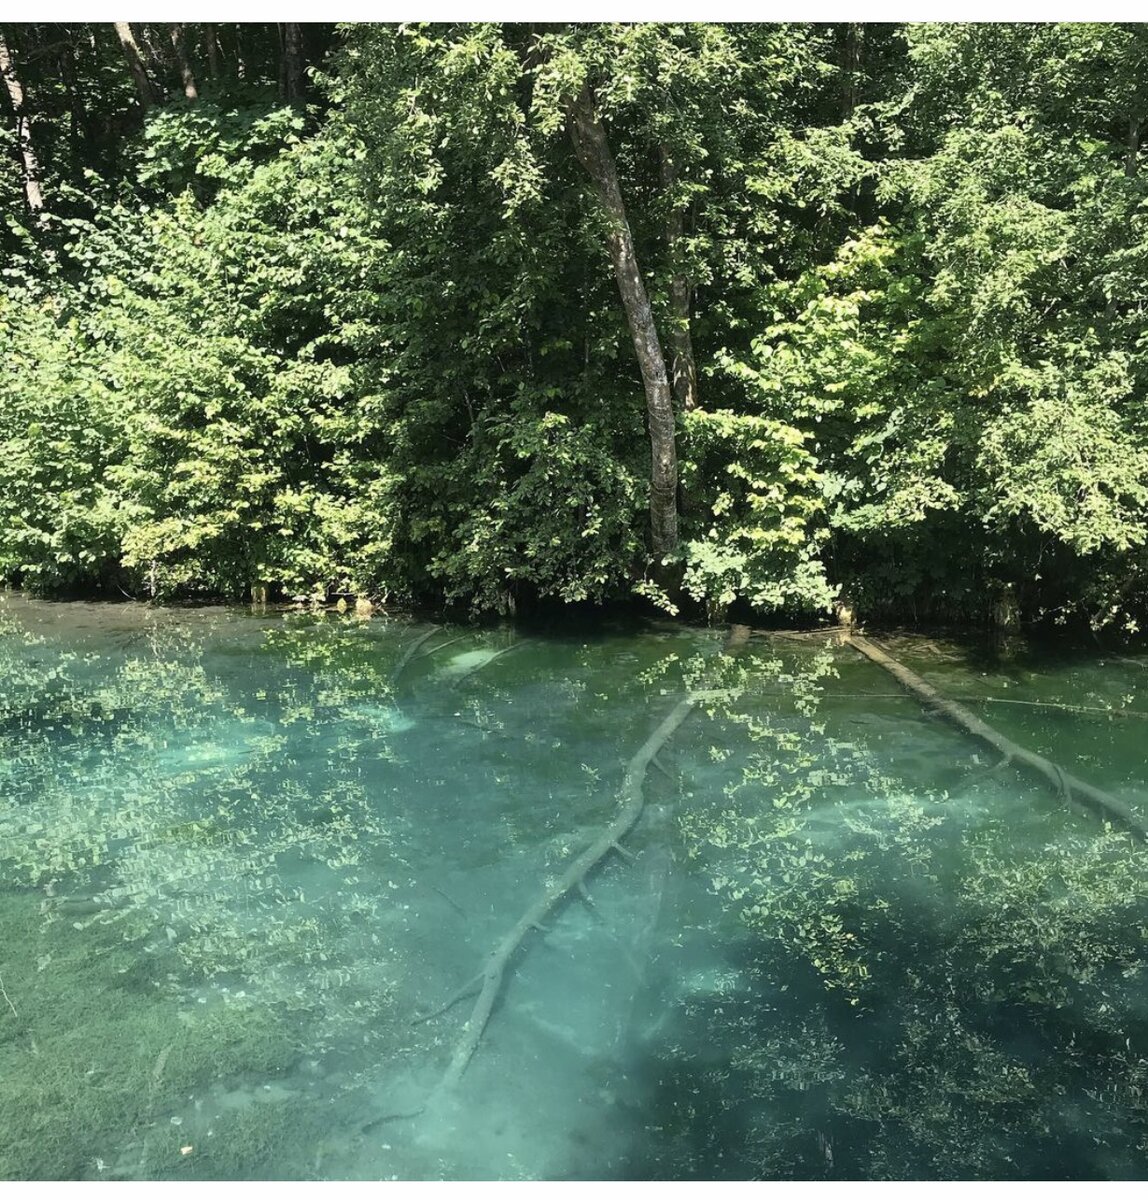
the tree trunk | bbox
[659,145,699,413]
[59,35,92,160]
[234,24,247,81]
[283,22,304,101]
[205,24,220,77]
[569,84,679,558]
[113,22,160,110]
[169,24,198,101]
[1126,116,1140,178]
[841,23,862,119]
[139,24,170,78]
[0,29,46,224]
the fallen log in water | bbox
[845,633,1148,841]
[449,639,528,689]
[407,629,739,1105]
[422,696,696,1093]
[748,627,841,644]
[390,625,441,687]
[413,631,470,663]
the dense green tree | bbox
[2,21,1147,633]
[333,22,852,613]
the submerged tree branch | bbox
[390,625,441,687]
[427,696,696,1093]
[846,634,1148,841]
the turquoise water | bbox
[2,595,1148,1180]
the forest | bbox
[2,21,1146,634]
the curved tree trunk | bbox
[568,84,679,559]
[659,145,699,413]
[113,22,160,111]
[0,29,45,224]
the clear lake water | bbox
[2,593,1148,1180]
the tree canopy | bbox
[2,21,1147,634]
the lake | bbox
[2,593,1147,1180]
